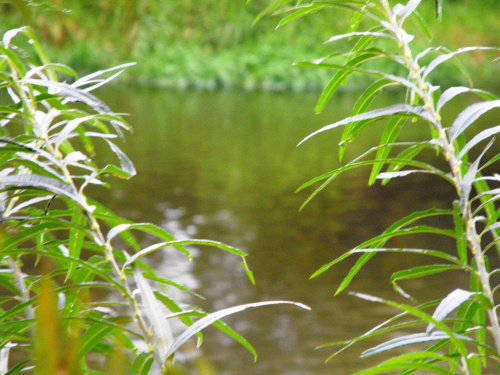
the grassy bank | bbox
[1,0,499,90]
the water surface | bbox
[96,87,484,374]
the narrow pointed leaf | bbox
[131,353,154,375]
[133,269,173,364]
[424,47,498,78]
[457,125,500,160]
[122,239,246,271]
[299,104,433,146]
[460,139,493,209]
[277,4,331,27]
[362,332,453,358]
[325,31,394,44]
[449,100,500,141]
[312,208,452,280]
[165,301,310,359]
[351,293,471,359]
[340,79,399,160]
[67,206,87,280]
[426,289,476,333]
[381,145,425,185]
[0,174,85,207]
[391,264,463,299]
[437,87,496,111]
[398,0,421,22]
[453,201,468,262]
[368,116,407,185]
[106,223,191,259]
[105,140,136,177]
[78,324,113,359]
[315,53,381,114]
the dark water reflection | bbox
[95,87,479,374]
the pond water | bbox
[95,86,490,374]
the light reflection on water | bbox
[94,86,487,374]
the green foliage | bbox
[260,0,500,373]
[1,0,499,90]
[0,26,308,373]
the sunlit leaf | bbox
[437,87,496,111]
[0,174,85,206]
[165,301,310,360]
[424,47,498,78]
[105,140,136,177]
[299,104,434,145]
[449,100,500,142]
[133,269,173,364]
[426,289,475,333]
[457,125,500,160]
[123,239,246,270]
[459,139,493,209]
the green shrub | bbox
[0,26,308,374]
[258,0,500,373]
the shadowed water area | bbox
[94,86,498,374]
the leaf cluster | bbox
[0,26,309,374]
[258,0,500,373]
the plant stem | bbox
[18,73,167,371]
[380,0,500,359]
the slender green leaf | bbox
[437,87,497,111]
[299,104,434,146]
[353,361,451,374]
[424,47,498,78]
[460,139,493,209]
[351,293,471,360]
[381,145,425,185]
[449,100,500,142]
[123,239,246,271]
[165,301,310,360]
[368,116,407,184]
[67,206,87,280]
[391,264,464,299]
[131,353,154,375]
[4,359,30,375]
[340,79,399,160]
[315,53,382,114]
[426,289,475,333]
[452,201,468,262]
[0,174,86,207]
[457,125,500,160]
[133,269,173,364]
[325,31,394,43]
[78,325,114,359]
[277,3,331,27]
[105,140,136,177]
[397,0,422,23]
[106,223,191,259]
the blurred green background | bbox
[1,0,499,90]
